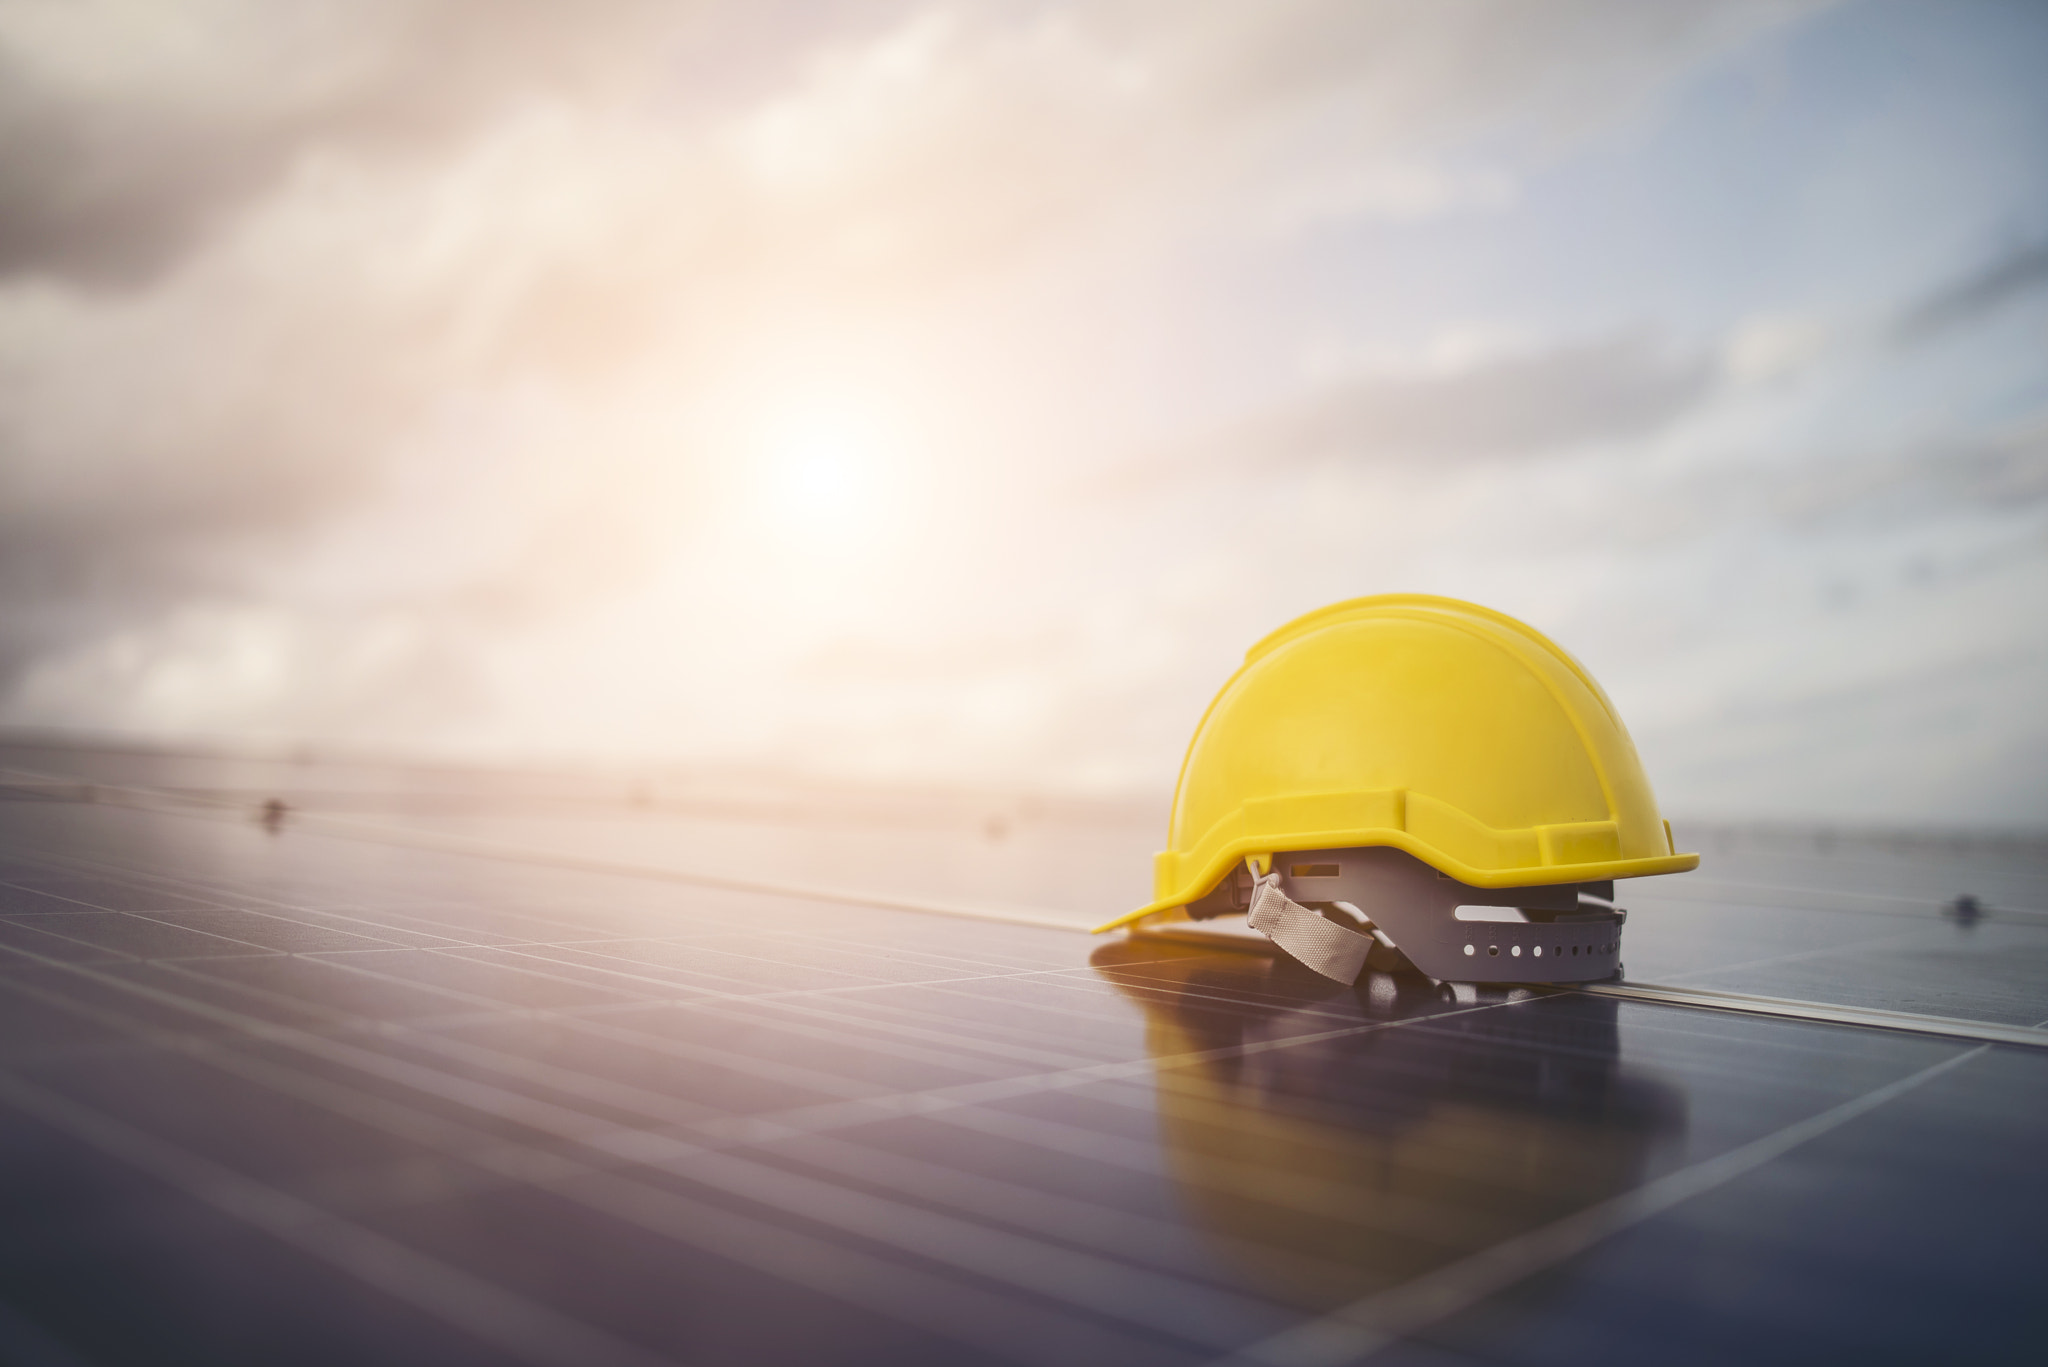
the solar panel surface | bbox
[0,742,2043,1366]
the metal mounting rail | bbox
[1572,981,2048,1050]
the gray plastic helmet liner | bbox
[1241,846,1624,985]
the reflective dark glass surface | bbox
[0,745,2043,1365]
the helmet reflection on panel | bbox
[1090,939,1687,1311]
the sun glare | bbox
[760,406,895,543]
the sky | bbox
[1,0,2045,825]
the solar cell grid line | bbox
[64,877,1114,1049]
[0,912,291,962]
[470,936,1082,996]
[696,996,1531,1164]
[880,1094,1614,1267]
[485,1000,1474,1319]
[0,1074,682,1367]
[747,1126,1350,1291]
[420,1001,1005,1114]
[7,798,2044,1363]
[0,1072,1171,1367]
[184,963,906,1116]
[39,791,2023,942]
[0,881,232,916]
[9,876,599,952]
[834,951,1394,1032]
[156,960,588,1035]
[418,949,1133,1042]
[1,935,1355,1350]
[7,845,719,945]
[734,920,1102,972]
[128,946,664,1036]
[624,1145,1296,1351]
[670,992,1118,1080]
[765,991,1151,1068]
[11,841,1086,976]
[1641,937,2048,1032]
[912,1087,1454,1238]
[3,899,1546,1171]
[12,959,1310,1328]
[1217,1044,2011,1367]
[1575,1006,1946,1105]
[1636,928,1941,983]
[1692,849,2048,904]
[0,973,608,1174]
[648,998,1542,1159]
[4,967,1277,1360]
[0,950,712,1148]
[2,877,250,916]
[1642,877,1962,918]
[195,926,1073,1057]
[756,1005,1548,1177]
[0,869,241,909]
[399,943,1119,1023]
[761,987,1400,1114]
[504,925,1123,1000]
[11,908,400,960]
[292,938,1144,1086]
[473,1142,1207,1367]
[368,881,1064,959]
[409,939,946,1001]
[586,935,1069,987]
[715,984,1168,1072]
[299,943,719,1013]
[19,827,1998,1082]
[1574,982,2048,1050]
[684,972,1174,1066]
[10,790,1107,938]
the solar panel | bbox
[1,746,2043,1365]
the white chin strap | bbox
[1245,859,1389,984]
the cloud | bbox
[1889,235,2048,344]
[1264,333,1716,461]
[1767,418,2048,527]
[0,0,1818,284]
[32,0,2045,832]
[1092,332,1717,500]
[0,0,731,285]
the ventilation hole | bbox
[1511,945,1522,957]
[1487,945,1499,957]
[1533,946,1542,957]
[1463,944,1475,956]
[1290,864,1340,878]
[1571,946,1579,955]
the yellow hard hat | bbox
[1095,595,1697,982]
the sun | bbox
[761,407,889,541]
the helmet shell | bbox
[1100,595,1696,931]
